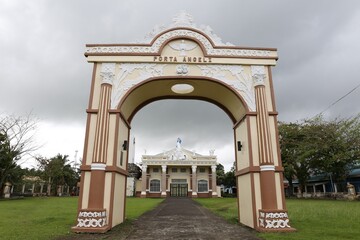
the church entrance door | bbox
[170,183,188,197]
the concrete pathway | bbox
[125,198,261,240]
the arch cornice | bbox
[85,27,278,60]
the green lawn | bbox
[1,197,359,240]
[0,197,163,240]
[195,198,360,240]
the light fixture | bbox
[122,140,128,151]
[237,141,243,151]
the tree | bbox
[279,120,319,195]
[37,154,79,195]
[216,163,225,185]
[0,114,38,194]
[223,161,236,188]
[279,115,360,195]
[306,116,360,192]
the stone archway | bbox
[72,12,295,233]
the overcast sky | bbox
[1,0,360,171]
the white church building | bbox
[136,139,219,198]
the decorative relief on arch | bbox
[251,65,266,87]
[85,29,272,58]
[110,63,166,109]
[108,63,258,111]
[197,65,256,111]
[140,10,232,46]
[100,63,115,85]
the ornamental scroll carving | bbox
[141,11,232,47]
[108,63,258,111]
[198,65,256,111]
[110,63,166,109]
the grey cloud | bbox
[1,0,360,169]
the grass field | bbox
[0,197,163,240]
[1,197,359,240]
[195,198,360,240]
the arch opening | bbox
[118,76,249,125]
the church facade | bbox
[137,139,218,198]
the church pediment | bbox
[142,138,216,162]
[143,147,216,161]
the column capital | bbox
[251,65,266,87]
[191,165,197,172]
[161,165,167,173]
[142,165,147,171]
[100,63,115,85]
[211,165,217,172]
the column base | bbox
[191,192,198,198]
[212,192,218,197]
[140,191,147,198]
[72,209,109,233]
[257,209,296,232]
[161,191,167,198]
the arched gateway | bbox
[72,12,295,233]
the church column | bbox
[141,165,147,198]
[191,165,197,197]
[161,165,167,197]
[211,165,217,197]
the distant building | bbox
[286,167,360,197]
[126,163,141,197]
[136,139,219,198]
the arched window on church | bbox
[198,180,208,192]
[150,179,160,192]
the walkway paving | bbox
[125,197,260,240]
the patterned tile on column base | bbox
[257,209,296,232]
[72,209,110,233]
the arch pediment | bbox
[85,26,277,59]
[85,11,277,59]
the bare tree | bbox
[0,113,40,194]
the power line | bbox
[312,82,360,119]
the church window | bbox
[150,179,160,192]
[172,168,178,173]
[153,167,159,173]
[198,180,208,192]
[199,167,206,173]
[180,168,186,173]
